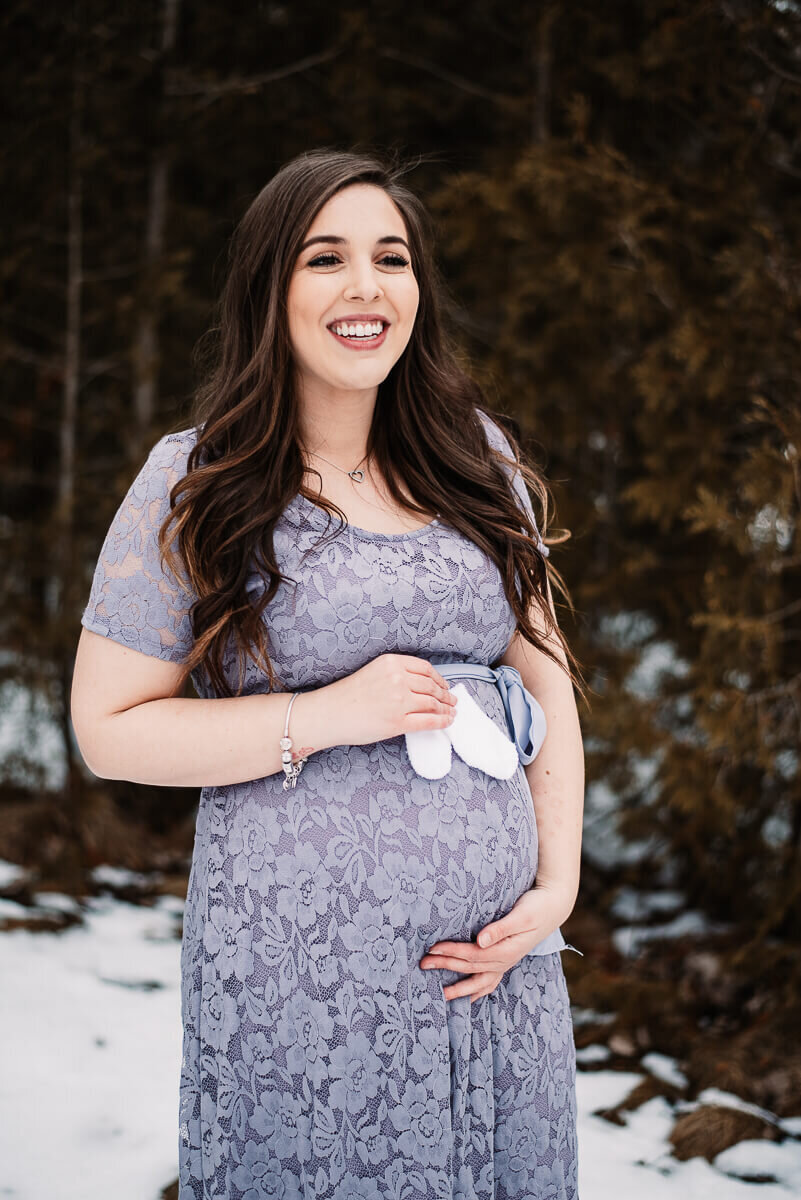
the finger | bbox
[407,689,455,714]
[477,921,533,947]
[404,710,457,731]
[456,973,505,1003]
[407,661,456,705]
[421,948,479,967]
[478,920,521,947]
[425,940,492,960]
[421,953,505,972]
[405,659,450,691]
[477,923,539,950]
[424,940,471,957]
[443,972,500,1002]
[426,661,451,692]
[408,678,456,707]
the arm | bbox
[419,578,584,997]
[500,575,584,911]
[73,429,336,786]
[477,407,584,907]
[71,630,342,786]
[74,430,457,787]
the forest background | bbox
[2,0,800,1162]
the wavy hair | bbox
[159,146,587,705]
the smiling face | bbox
[286,183,420,405]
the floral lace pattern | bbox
[81,410,578,1199]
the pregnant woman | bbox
[71,148,586,1199]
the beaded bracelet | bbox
[280,692,309,790]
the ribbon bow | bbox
[492,664,547,766]
[404,664,547,781]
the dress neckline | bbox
[292,491,441,541]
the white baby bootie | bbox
[403,725,453,779]
[404,683,520,781]
[444,683,520,779]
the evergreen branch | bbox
[616,226,676,312]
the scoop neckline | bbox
[292,491,441,541]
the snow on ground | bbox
[1,880,184,1200]
[1,857,800,1200]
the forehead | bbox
[304,184,406,238]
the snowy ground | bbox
[1,858,800,1200]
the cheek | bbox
[286,297,322,356]
[287,273,329,323]
[402,280,420,324]
[398,280,420,328]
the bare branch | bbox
[1,339,61,371]
[377,47,516,105]
[748,41,801,88]
[165,43,345,100]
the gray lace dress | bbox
[81,409,580,1200]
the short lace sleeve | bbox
[81,430,199,662]
[477,408,549,558]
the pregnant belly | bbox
[199,687,540,994]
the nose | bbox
[343,256,383,303]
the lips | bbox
[327,314,389,326]
[327,323,389,351]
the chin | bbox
[330,366,392,388]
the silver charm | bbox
[306,447,369,483]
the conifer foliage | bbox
[425,2,801,957]
[1,2,800,990]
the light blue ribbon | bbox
[297,656,571,958]
[436,661,547,765]
[423,660,582,960]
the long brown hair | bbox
[161,146,587,705]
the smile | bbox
[327,323,389,351]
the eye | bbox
[308,252,410,268]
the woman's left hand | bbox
[419,882,575,1003]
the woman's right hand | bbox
[323,653,458,748]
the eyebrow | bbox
[299,234,410,253]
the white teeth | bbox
[332,321,385,338]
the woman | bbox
[71,148,586,1200]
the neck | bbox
[296,378,377,461]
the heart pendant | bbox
[348,469,365,482]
